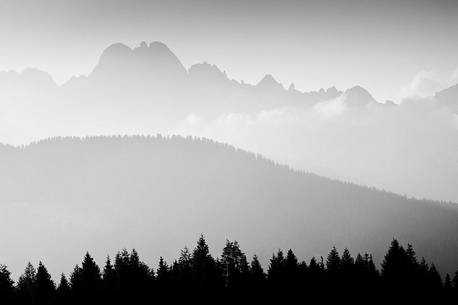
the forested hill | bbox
[0,135,457,278]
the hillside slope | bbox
[0,136,457,278]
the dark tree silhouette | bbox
[221,240,249,291]
[284,249,300,291]
[0,265,15,305]
[35,262,55,305]
[17,262,36,305]
[101,256,116,305]
[248,254,266,291]
[56,274,70,305]
[326,246,341,274]
[0,236,457,303]
[267,249,286,290]
[70,253,102,305]
[156,256,170,291]
[190,234,222,294]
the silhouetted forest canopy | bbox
[1,135,458,280]
[0,236,457,304]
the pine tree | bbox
[365,254,379,279]
[35,261,55,305]
[428,264,442,290]
[71,252,102,305]
[285,249,298,272]
[381,239,407,289]
[157,257,169,284]
[267,249,285,284]
[249,255,266,286]
[103,256,115,282]
[179,246,192,267]
[102,256,116,305]
[221,240,248,289]
[191,234,221,290]
[128,249,153,303]
[174,246,192,288]
[326,246,341,274]
[81,252,102,288]
[56,274,70,304]
[285,249,299,289]
[69,264,83,290]
[17,262,36,305]
[340,248,354,272]
[0,265,15,305]
[405,244,418,266]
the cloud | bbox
[313,96,346,119]
[176,97,458,203]
[400,71,442,100]
[400,68,458,102]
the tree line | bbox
[1,236,457,304]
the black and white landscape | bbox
[0,0,458,302]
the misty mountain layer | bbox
[0,136,457,279]
[0,41,457,203]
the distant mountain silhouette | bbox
[435,83,458,113]
[342,86,377,107]
[0,41,456,205]
[0,68,56,91]
[256,74,284,91]
[0,41,384,131]
[91,41,187,82]
[0,136,457,278]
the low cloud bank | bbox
[176,96,458,203]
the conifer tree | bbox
[17,262,36,305]
[249,255,266,287]
[56,274,70,304]
[103,256,115,282]
[157,257,169,285]
[0,265,15,305]
[428,264,443,290]
[340,248,354,272]
[267,249,285,284]
[35,262,55,305]
[102,256,116,305]
[191,234,221,291]
[381,239,407,289]
[326,246,341,274]
[285,249,299,289]
[221,240,248,289]
[174,246,192,288]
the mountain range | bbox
[1,41,458,202]
[0,41,394,133]
[1,41,456,139]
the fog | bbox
[176,96,458,203]
[1,42,457,203]
[1,136,457,280]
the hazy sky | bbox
[1,0,458,102]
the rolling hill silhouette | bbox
[0,136,457,278]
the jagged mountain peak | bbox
[257,74,283,90]
[91,41,186,80]
[343,85,377,106]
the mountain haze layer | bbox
[0,136,457,279]
[0,41,457,203]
